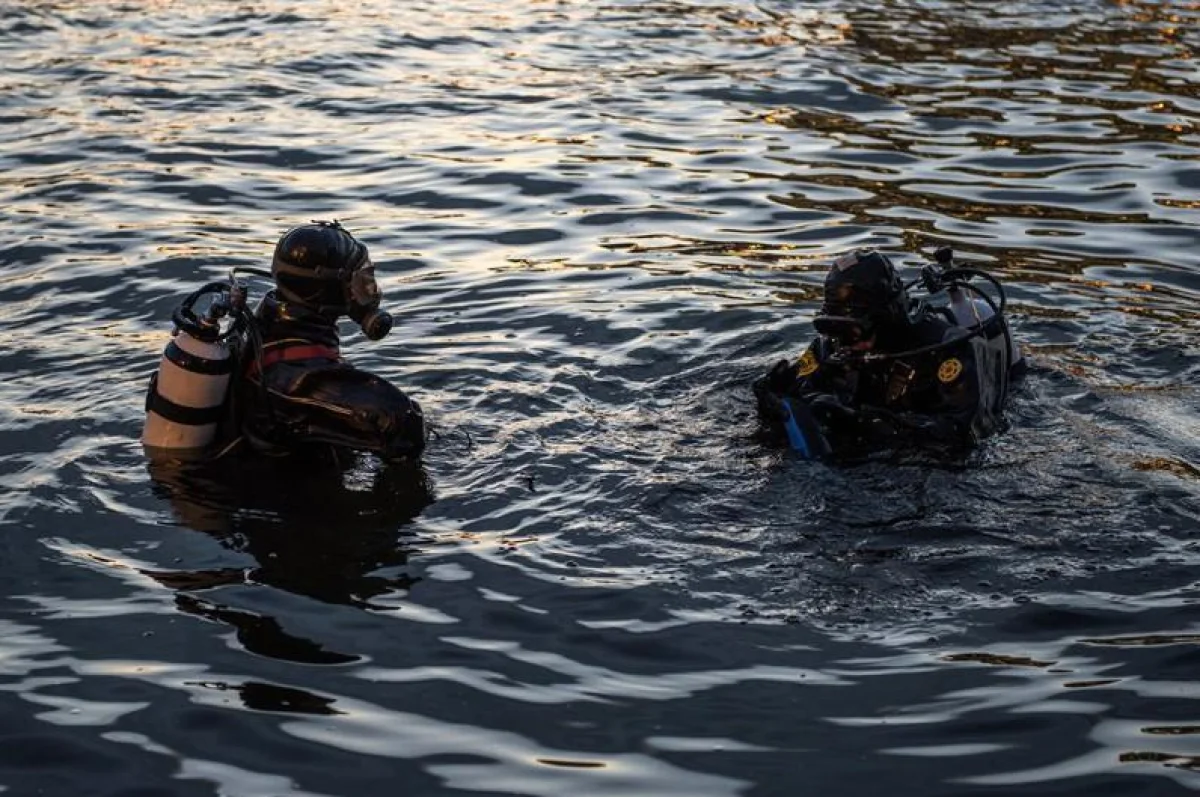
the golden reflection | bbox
[628,3,849,47]
[1143,726,1200,736]
[1082,633,1200,646]
[768,177,1155,231]
[1120,751,1200,770]
[793,2,1200,153]
[1131,457,1200,479]
[941,652,1054,668]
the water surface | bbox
[1,1,1199,794]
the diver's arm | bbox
[752,340,840,457]
[752,339,835,416]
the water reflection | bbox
[146,455,433,662]
[1,0,1199,793]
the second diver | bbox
[753,247,1023,461]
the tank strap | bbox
[146,388,225,426]
[165,339,232,375]
[247,342,341,376]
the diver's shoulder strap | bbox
[246,340,341,377]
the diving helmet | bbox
[812,249,910,345]
[271,221,392,340]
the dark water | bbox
[2,1,1199,794]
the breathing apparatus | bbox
[812,250,910,348]
[814,247,1013,365]
[270,220,394,341]
[142,272,256,456]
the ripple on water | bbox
[0,0,1199,795]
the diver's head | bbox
[812,249,910,347]
[271,221,392,340]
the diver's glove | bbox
[753,360,794,420]
[765,359,796,393]
[754,385,789,422]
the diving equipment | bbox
[921,246,1023,372]
[763,246,1021,459]
[271,220,394,341]
[813,250,911,345]
[143,244,420,463]
[142,279,248,456]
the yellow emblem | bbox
[797,349,819,377]
[937,358,964,384]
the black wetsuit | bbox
[754,311,1011,458]
[233,292,425,462]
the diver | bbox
[142,220,426,464]
[753,247,1022,460]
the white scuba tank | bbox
[142,329,233,453]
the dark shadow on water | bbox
[183,679,346,716]
[146,453,435,664]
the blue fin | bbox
[780,399,813,458]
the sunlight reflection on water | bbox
[0,0,1198,794]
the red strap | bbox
[248,343,340,376]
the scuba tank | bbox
[142,276,250,457]
[922,246,1023,372]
